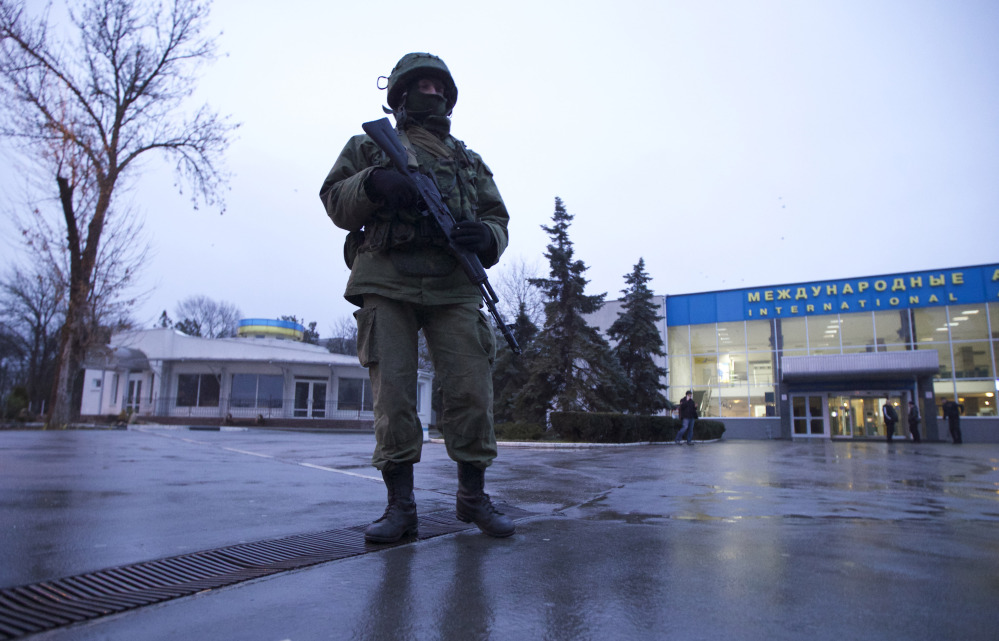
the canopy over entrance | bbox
[781,351,939,382]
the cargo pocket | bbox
[353,307,378,367]
[476,310,497,366]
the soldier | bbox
[319,53,515,542]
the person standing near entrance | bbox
[675,391,698,444]
[319,52,515,542]
[941,397,964,444]
[907,400,921,443]
[882,399,899,442]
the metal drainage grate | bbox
[0,505,531,640]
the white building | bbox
[584,294,674,407]
[79,327,433,428]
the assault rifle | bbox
[361,117,521,354]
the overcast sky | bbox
[4,0,998,335]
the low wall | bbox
[715,416,998,443]
[946,417,999,444]
[715,417,783,440]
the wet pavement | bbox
[2,427,998,640]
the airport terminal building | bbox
[664,263,999,442]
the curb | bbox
[428,438,721,449]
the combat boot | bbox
[364,463,418,543]
[456,462,516,538]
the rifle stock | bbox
[361,118,521,354]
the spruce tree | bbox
[514,198,628,423]
[607,258,669,414]
[492,302,539,423]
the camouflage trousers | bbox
[354,294,497,470]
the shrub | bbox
[494,421,547,441]
[694,419,726,441]
[550,411,725,443]
[3,387,30,420]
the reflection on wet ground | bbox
[518,440,998,529]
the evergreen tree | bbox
[514,198,628,423]
[303,322,320,345]
[156,311,174,329]
[174,318,202,337]
[492,302,539,423]
[280,315,320,345]
[607,258,669,414]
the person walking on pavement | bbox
[319,52,516,542]
[941,397,964,444]
[907,400,921,443]
[675,391,698,445]
[882,399,899,443]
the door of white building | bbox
[126,378,142,414]
[294,380,327,418]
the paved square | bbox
[2,428,997,640]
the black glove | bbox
[365,168,417,208]
[450,221,494,254]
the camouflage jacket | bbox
[319,126,509,307]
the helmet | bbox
[385,53,458,112]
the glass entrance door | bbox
[126,379,142,414]
[827,392,908,439]
[294,380,327,418]
[791,394,828,438]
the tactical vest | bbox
[344,131,480,277]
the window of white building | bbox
[177,374,221,407]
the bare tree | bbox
[3,191,147,414]
[17,197,149,336]
[85,204,150,336]
[0,0,236,425]
[175,295,241,338]
[493,255,545,328]
[0,261,65,413]
[326,315,357,356]
[0,320,26,415]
